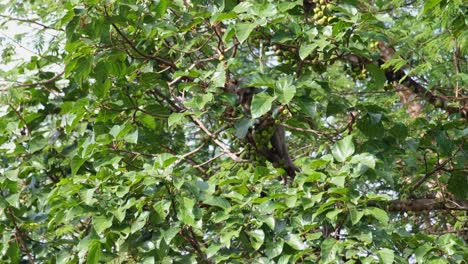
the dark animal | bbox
[225,80,298,177]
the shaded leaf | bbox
[251,92,276,119]
[332,136,355,162]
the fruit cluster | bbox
[272,44,297,65]
[351,67,367,80]
[310,0,336,25]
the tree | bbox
[0,0,467,263]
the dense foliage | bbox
[0,0,467,263]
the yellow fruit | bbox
[317,17,327,25]
[327,16,333,22]
[320,0,327,5]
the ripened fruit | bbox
[317,17,327,25]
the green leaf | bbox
[6,242,20,264]
[162,225,180,244]
[277,255,291,264]
[350,153,376,169]
[4,169,19,181]
[275,76,296,104]
[299,44,316,60]
[153,200,171,223]
[80,188,97,206]
[377,248,394,264]
[447,172,468,199]
[235,23,256,44]
[6,193,20,208]
[284,234,306,250]
[321,238,338,263]
[155,0,170,17]
[109,124,132,139]
[87,240,101,264]
[265,240,283,258]
[168,112,186,127]
[178,197,196,226]
[203,196,231,209]
[124,129,138,144]
[329,176,346,187]
[93,215,113,234]
[348,206,364,225]
[186,93,214,110]
[331,136,355,162]
[326,209,342,225]
[248,229,265,250]
[212,62,226,88]
[131,211,149,233]
[235,118,255,139]
[366,64,386,90]
[70,156,85,176]
[29,136,48,153]
[233,2,253,13]
[421,0,442,15]
[251,92,276,119]
[206,244,222,259]
[415,244,434,263]
[365,207,389,225]
[357,113,385,139]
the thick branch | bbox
[387,199,468,212]
[377,43,467,117]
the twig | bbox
[177,142,206,162]
[0,14,63,31]
[280,123,334,142]
[103,7,177,69]
[8,103,30,136]
[7,208,35,264]
[409,145,461,194]
[334,88,410,95]
[15,71,64,88]
[190,116,243,162]
[181,226,210,263]
[450,32,461,97]
[161,145,208,174]
[195,152,224,168]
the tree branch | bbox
[15,71,64,88]
[7,208,35,264]
[377,43,467,117]
[8,103,30,136]
[387,199,468,212]
[0,14,64,31]
[190,116,243,163]
[103,8,177,70]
